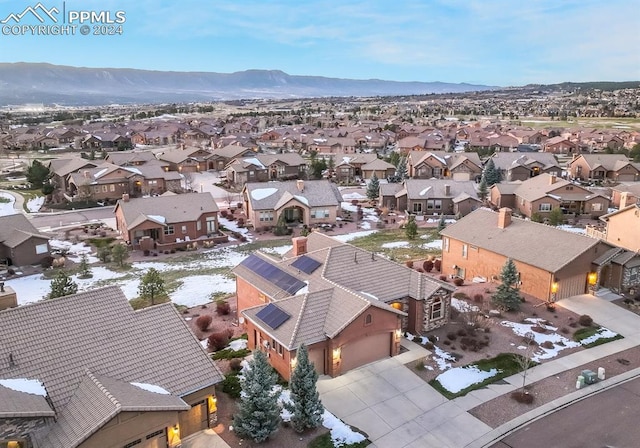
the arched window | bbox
[364,313,373,326]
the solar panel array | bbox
[255,303,291,330]
[291,255,322,274]
[240,254,307,294]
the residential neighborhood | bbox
[1,87,640,448]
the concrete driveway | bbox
[317,340,492,448]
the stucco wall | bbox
[606,208,640,252]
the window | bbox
[271,339,284,356]
[430,297,443,319]
[364,313,372,326]
[462,244,468,258]
[102,185,108,192]
[427,199,442,210]
[259,211,274,221]
[148,180,158,185]
[443,237,449,252]
[539,203,552,211]
[591,203,602,212]
[311,209,329,219]
[433,167,442,177]
[93,186,100,193]
[182,225,187,234]
[413,203,423,213]
[123,440,142,448]
[109,184,115,192]
[197,220,202,231]
[164,225,174,235]
[206,217,216,233]
[35,243,48,254]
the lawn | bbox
[345,228,441,261]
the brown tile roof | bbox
[0,286,222,446]
[244,180,342,211]
[440,208,602,272]
[0,214,50,248]
[0,382,54,418]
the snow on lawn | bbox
[27,196,45,212]
[49,239,99,263]
[170,275,235,307]
[382,241,410,249]
[432,346,458,370]
[579,327,619,346]
[0,192,16,216]
[260,244,293,257]
[219,216,253,242]
[333,230,378,242]
[0,378,47,396]
[422,240,443,250]
[451,298,479,312]
[501,319,580,361]
[435,366,499,394]
[557,225,587,235]
[228,339,248,351]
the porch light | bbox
[551,281,559,294]
[290,357,297,369]
[588,272,597,286]
[332,347,341,360]
[171,424,180,434]
[394,329,402,341]
[391,302,402,310]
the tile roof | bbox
[211,144,254,159]
[115,192,219,228]
[440,208,603,272]
[0,214,50,248]
[244,180,342,211]
[0,286,222,446]
[402,179,479,200]
[0,382,54,418]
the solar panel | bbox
[291,255,322,274]
[255,303,291,329]
[241,254,307,294]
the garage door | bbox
[557,274,587,300]
[143,429,168,448]
[307,348,326,375]
[340,332,392,373]
[179,402,207,438]
[617,174,637,182]
[452,172,471,181]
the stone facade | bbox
[1,417,53,447]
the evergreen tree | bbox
[478,176,488,201]
[405,214,418,240]
[530,212,544,223]
[548,207,565,226]
[111,243,129,267]
[437,215,447,232]
[388,151,400,167]
[48,270,78,299]
[492,259,521,311]
[366,173,380,201]
[396,157,408,180]
[138,268,167,306]
[285,345,324,433]
[77,253,93,279]
[97,246,111,263]
[483,158,502,186]
[26,160,51,189]
[273,212,289,236]
[233,350,281,443]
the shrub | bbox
[212,348,251,360]
[473,294,484,303]
[428,335,438,343]
[453,292,469,300]
[229,358,243,372]
[41,255,54,268]
[222,373,241,398]
[216,300,231,316]
[439,275,448,282]
[7,268,15,276]
[208,331,231,351]
[143,249,150,256]
[423,260,434,272]
[569,321,578,328]
[446,332,457,341]
[424,342,435,350]
[443,339,451,346]
[453,278,464,286]
[560,327,570,334]
[540,341,554,349]
[405,260,413,269]
[457,328,467,337]
[195,315,212,331]
[414,360,425,371]
[434,259,442,271]
[578,314,593,327]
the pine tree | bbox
[396,157,408,180]
[483,158,502,186]
[77,253,93,279]
[405,214,418,240]
[478,176,488,201]
[48,270,78,299]
[285,345,324,433]
[366,173,380,201]
[437,215,447,232]
[548,207,565,226]
[26,160,51,189]
[111,243,129,267]
[233,350,281,442]
[492,259,521,311]
[138,268,167,306]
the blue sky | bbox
[0,0,638,86]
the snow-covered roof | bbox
[130,382,171,395]
[0,378,47,396]
[251,187,279,200]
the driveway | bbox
[317,339,492,448]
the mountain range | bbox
[0,63,497,106]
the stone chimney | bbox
[83,170,90,178]
[444,184,451,196]
[292,236,307,257]
[549,174,557,185]
[122,193,130,203]
[498,207,512,229]
[296,179,304,192]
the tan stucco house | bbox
[569,154,640,182]
[0,214,50,267]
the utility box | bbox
[582,369,598,385]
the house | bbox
[226,154,306,186]
[104,150,163,167]
[407,151,482,181]
[48,158,100,193]
[594,198,640,252]
[543,136,579,154]
[233,233,454,380]
[331,153,379,182]
[360,157,396,180]
[0,214,50,266]
[488,152,562,181]
[0,286,223,448]
[440,208,613,301]
[381,179,481,217]
[207,144,255,171]
[114,192,224,251]
[591,246,640,295]
[610,183,640,208]
[158,147,212,173]
[511,173,609,219]
[243,180,342,230]
[488,182,522,210]
[569,154,640,182]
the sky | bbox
[0,0,638,87]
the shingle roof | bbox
[244,180,342,211]
[0,214,49,248]
[513,173,572,202]
[115,192,219,228]
[0,286,222,446]
[106,151,158,166]
[440,208,602,272]
[48,158,100,177]
[577,154,633,171]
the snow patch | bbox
[381,241,410,249]
[501,320,580,361]
[250,187,279,200]
[27,196,45,212]
[0,192,16,216]
[579,327,619,346]
[436,366,499,394]
[0,378,47,396]
[228,339,248,351]
[130,382,171,395]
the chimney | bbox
[549,174,557,185]
[122,193,130,203]
[291,236,307,257]
[498,207,512,229]
[296,179,304,192]
[619,191,629,209]
[444,184,451,196]
[83,170,89,178]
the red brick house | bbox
[233,233,454,380]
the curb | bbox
[465,366,640,448]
